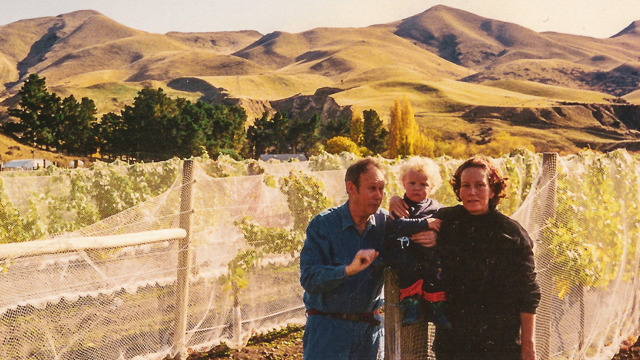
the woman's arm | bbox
[520,312,535,360]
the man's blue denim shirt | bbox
[300,201,389,314]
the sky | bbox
[1,0,639,39]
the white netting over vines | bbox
[0,150,637,359]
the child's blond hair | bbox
[398,157,442,194]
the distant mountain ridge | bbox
[1,5,640,154]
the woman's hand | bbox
[410,230,438,248]
[427,218,442,231]
[389,195,409,219]
[521,341,535,360]
[520,313,536,360]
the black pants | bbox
[434,327,521,360]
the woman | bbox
[391,156,540,360]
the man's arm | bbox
[300,219,379,294]
[300,221,348,294]
[388,195,409,219]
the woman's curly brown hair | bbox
[450,155,508,210]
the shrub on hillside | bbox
[324,136,361,156]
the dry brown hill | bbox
[165,30,263,54]
[392,5,588,69]
[0,5,640,156]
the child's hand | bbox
[389,195,409,219]
[427,218,442,232]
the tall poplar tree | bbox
[398,96,418,156]
[388,96,418,158]
[349,107,364,146]
[387,99,402,158]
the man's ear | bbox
[346,180,357,196]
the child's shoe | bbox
[399,296,420,325]
[429,302,452,329]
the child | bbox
[387,157,451,328]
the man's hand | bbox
[427,218,442,231]
[345,249,379,276]
[411,230,438,248]
[389,195,409,219]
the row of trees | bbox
[6,74,535,162]
[7,74,97,155]
[7,74,247,160]
[246,107,389,158]
[6,74,392,161]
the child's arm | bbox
[393,216,436,237]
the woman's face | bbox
[402,169,430,203]
[459,166,494,215]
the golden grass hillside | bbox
[165,30,263,54]
[0,132,86,167]
[392,5,592,69]
[0,5,640,156]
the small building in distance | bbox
[69,159,84,168]
[259,154,307,162]
[2,158,47,171]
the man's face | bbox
[348,167,385,216]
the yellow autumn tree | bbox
[325,136,361,156]
[388,96,418,158]
[349,107,364,146]
[481,132,535,157]
[388,99,401,158]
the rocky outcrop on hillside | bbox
[461,103,640,150]
[221,87,352,125]
[270,87,352,123]
[463,103,640,129]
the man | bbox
[300,157,388,360]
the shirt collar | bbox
[340,201,376,231]
[403,194,430,209]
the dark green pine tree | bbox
[319,116,350,140]
[120,88,179,160]
[246,111,291,158]
[7,74,61,150]
[57,95,98,156]
[286,113,320,154]
[362,109,388,155]
[96,112,128,159]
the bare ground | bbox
[187,325,304,360]
[185,324,638,360]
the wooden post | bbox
[232,282,243,347]
[174,159,195,359]
[384,268,402,359]
[535,152,558,360]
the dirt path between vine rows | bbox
[185,325,638,360]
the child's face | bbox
[402,169,430,203]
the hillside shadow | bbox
[167,77,229,103]
[295,50,332,63]
[5,23,64,90]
